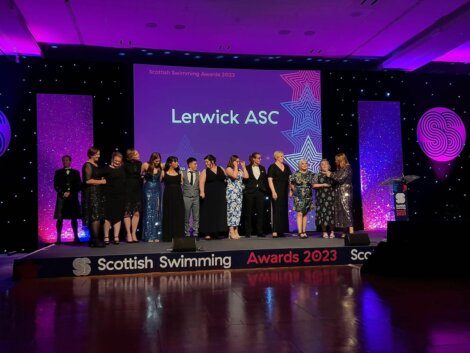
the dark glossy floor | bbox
[1,263,470,353]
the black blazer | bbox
[244,164,268,194]
[54,168,81,196]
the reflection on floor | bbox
[1,265,470,353]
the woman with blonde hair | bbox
[289,159,314,238]
[123,148,142,243]
[268,151,292,237]
[325,153,353,237]
[103,151,126,245]
[313,159,335,238]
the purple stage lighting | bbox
[0,111,11,157]
[37,94,93,244]
[358,101,403,230]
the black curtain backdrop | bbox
[0,56,468,251]
[0,58,133,251]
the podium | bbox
[380,175,420,221]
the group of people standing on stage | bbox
[53,147,354,247]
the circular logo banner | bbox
[417,107,466,162]
[0,111,12,157]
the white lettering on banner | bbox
[159,254,232,269]
[244,110,279,125]
[97,257,154,271]
[350,249,372,261]
[73,257,92,276]
[171,109,279,125]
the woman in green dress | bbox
[289,159,315,238]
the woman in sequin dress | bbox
[313,159,335,239]
[289,159,315,238]
[142,152,163,242]
[325,153,353,237]
[225,155,249,240]
[82,147,106,248]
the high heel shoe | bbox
[104,237,110,245]
[234,229,241,239]
[113,237,120,245]
[229,230,238,240]
[322,232,329,238]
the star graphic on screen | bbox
[282,130,322,153]
[281,86,321,136]
[284,136,322,172]
[281,70,321,101]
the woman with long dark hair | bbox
[142,152,164,242]
[82,147,106,247]
[162,156,185,241]
[199,154,227,240]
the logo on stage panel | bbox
[72,257,91,276]
[0,110,12,157]
[417,107,466,162]
[72,254,232,276]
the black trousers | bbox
[244,190,266,235]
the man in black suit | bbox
[54,155,81,244]
[243,152,268,237]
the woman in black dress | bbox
[199,154,227,240]
[313,159,335,239]
[123,148,143,243]
[82,147,106,248]
[325,153,354,237]
[162,156,185,242]
[103,152,126,245]
[268,151,292,237]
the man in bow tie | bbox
[53,155,82,244]
[182,157,200,237]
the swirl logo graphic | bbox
[73,257,91,276]
[0,111,11,157]
[417,107,466,162]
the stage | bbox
[13,232,383,280]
